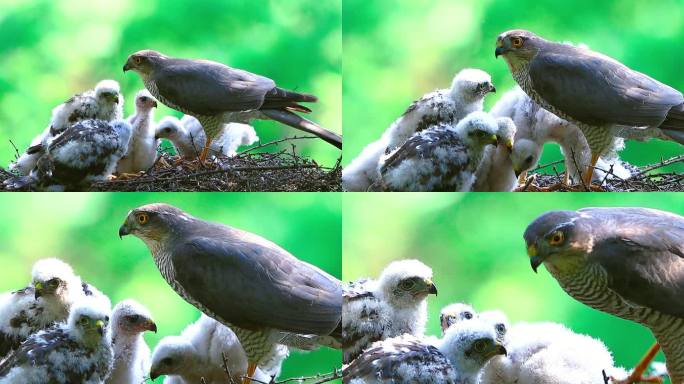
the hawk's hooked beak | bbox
[426,279,438,296]
[34,282,43,299]
[118,224,130,239]
[527,244,544,273]
[95,319,105,336]
[495,39,505,58]
[150,370,160,381]
[123,62,131,72]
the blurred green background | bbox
[0,193,341,382]
[0,0,341,167]
[343,193,683,382]
[343,0,684,173]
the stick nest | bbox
[2,137,341,192]
[519,154,684,192]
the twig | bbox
[569,147,590,191]
[630,154,684,178]
[245,368,342,384]
[530,159,564,173]
[238,136,318,157]
[221,352,238,384]
[8,140,20,160]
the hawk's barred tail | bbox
[661,103,684,145]
[261,109,342,149]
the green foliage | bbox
[0,192,341,382]
[343,0,684,173]
[343,193,682,383]
[0,0,341,167]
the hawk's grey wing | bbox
[172,237,341,335]
[529,49,683,127]
[153,59,277,115]
[583,207,684,319]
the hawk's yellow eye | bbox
[549,231,565,246]
[137,213,149,225]
[134,56,142,64]
[511,37,523,48]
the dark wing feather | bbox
[153,59,276,115]
[0,328,67,378]
[343,337,454,382]
[172,236,341,335]
[529,47,683,127]
[584,207,684,319]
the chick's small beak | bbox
[152,100,158,108]
[514,167,523,178]
[150,370,160,381]
[145,320,158,333]
[34,282,43,299]
[95,320,105,336]
[489,135,499,146]
[489,84,496,93]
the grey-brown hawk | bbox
[118,203,341,384]
[525,207,684,383]
[496,30,684,186]
[123,50,342,162]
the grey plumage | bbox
[342,68,496,191]
[119,203,341,379]
[123,50,341,158]
[5,119,132,191]
[375,111,499,191]
[525,207,684,383]
[496,29,684,183]
[9,80,124,175]
[0,298,113,384]
[0,258,109,359]
[343,260,437,364]
[343,320,506,384]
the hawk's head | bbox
[119,203,193,245]
[123,50,167,76]
[495,29,543,66]
[524,210,593,276]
